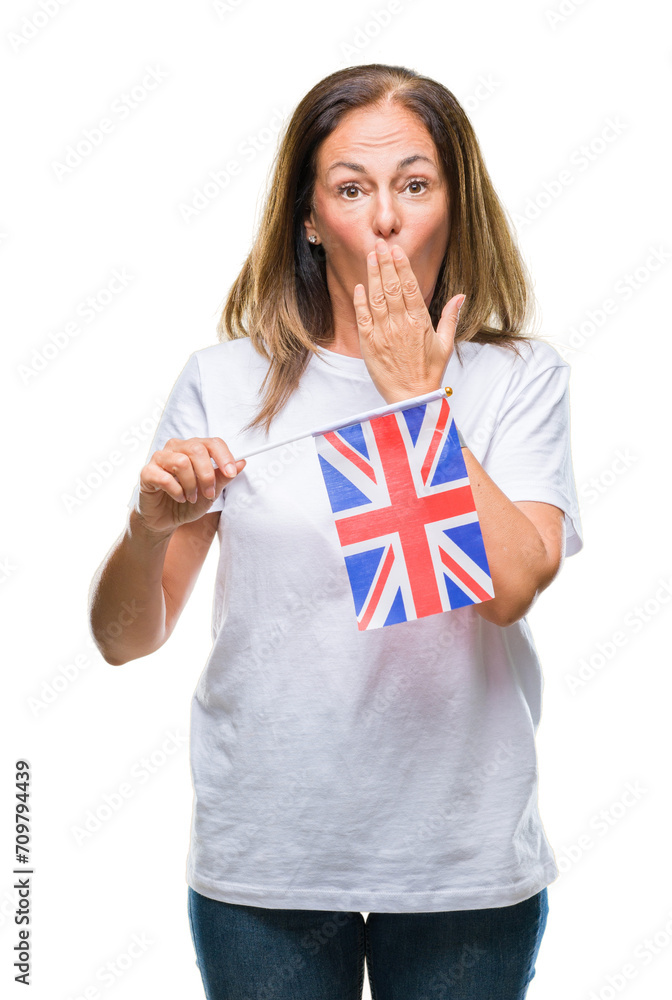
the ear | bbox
[303,210,317,241]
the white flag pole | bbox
[233,386,453,463]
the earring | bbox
[308,235,318,244]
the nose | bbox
[371,193,401,242]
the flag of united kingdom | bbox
[314,395,494,630]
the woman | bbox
[89,64,583,1000]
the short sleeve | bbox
[481,361,583,557]
[127,352,226,514]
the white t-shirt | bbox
[127,335,583,913]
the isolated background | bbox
[3,0,671,997]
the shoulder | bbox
[458,337,569,391]
[463,336,567,370]
[190,336,263,371]
[510,337,568,373]
[186,338,270,391]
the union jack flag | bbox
[314,394,494,630]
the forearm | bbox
[461,446,553,627]
[88,508,174,665]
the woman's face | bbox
[305,101,450,311]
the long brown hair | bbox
[217,63,539,436]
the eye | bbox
[407,178,429,194]
[336,178,430,199]
[337,183,360,199]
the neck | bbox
[318,267,364,358]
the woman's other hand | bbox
[133,437,246,535]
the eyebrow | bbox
[326,154,437,175]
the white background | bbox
[2,1,671,998]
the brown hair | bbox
[217,63,539,436]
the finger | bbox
[374,241,405,317]
[389,244,428,320]
[353,283,375,340]
[156,447,200,503]
[366,249,388,318]
[436,294,466,356]
[207,438,247,480]
[162,438,243,504]
[181,439,224,501]
[188,439,238,501]
[140,461,188,503]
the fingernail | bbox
[391,246,403,259]
[205,485,215,499]
[225,463,237,477]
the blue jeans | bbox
[187,885,549,999]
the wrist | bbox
[381,383,443,406]
[128,507,176,547]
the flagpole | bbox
[233,386,453,462]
